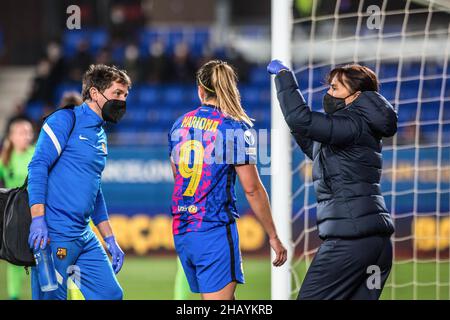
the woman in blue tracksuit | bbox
[268,60,397,300]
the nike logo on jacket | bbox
[28,103,109,241]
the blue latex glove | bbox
[104,235,125,274]
[28,216,49,251]
[267,59,290,75]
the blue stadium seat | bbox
[193,28,210,45]
[249,67,270,86]
[185,88,200,106]
[419,125,439,142]
[90,29,109,53]
[312,65,329,87]
[161,85,186,105]
[53,83,82,105]
[420,101,440,121]
[111,44,126,64]
[399,80,420,100]
[444,101,450,121]
[311,91,326,111]
[166,28,185,53]
[25,102,45,121]
[138,27,211,58]
[240,85,265,105]
[123,108,148,123]
[380,81,397,101]
[443,124,450,144]
[125,85,140,105]
[191,28,210,56]
[402,62,421,78]
[137,85,160,105]
[114,123,140,134]
[63,29,108,58]
[63,30,86,57]
[138,29,161,56]
[424,61,444,76]
[397,103,417,123]
[422,79,443,98]
[445,78,450,97]
[379,62,398,80]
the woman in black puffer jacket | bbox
[268,61,398,300]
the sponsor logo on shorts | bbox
[56,248,67,260]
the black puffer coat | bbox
[275,71,397,239]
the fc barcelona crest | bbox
[56,248,67,260]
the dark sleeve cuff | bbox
[275,70,300,92]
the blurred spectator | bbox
[95,47,114,65]
[123,44,140,83]
[227,46,252,83]
[197,45,215,68]
[109,2,144,43]
[168,42,196,83]
[59,91,83,107]
[142,41,171,84]
[68,40,93,82]
[397,124,432,145]
[46,42,66,88]
[28,59,53,104]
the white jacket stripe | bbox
[43,123,62,155]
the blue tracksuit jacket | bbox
[28,102,122,300]
[28,102,109,241]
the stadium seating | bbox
[24,27,449,147]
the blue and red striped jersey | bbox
[168,104,257,235]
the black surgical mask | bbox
[96,91,127,124]
[322,92,354,114]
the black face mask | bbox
[96,91,126,124]
[322,92,354,114]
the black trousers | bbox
[297,235,392,300]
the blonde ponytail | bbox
[197,60,253,126]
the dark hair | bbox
[81,64,131,101]
[327,64,379,93]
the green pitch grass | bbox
[0,256,271,300]
[1,257,448,300]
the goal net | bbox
[271,0,450,299]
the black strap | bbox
[21,105,77,189]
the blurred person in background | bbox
[59,91,83,108]
[123,44,140,83]
[227,46,252,83]
[0,116,35,299]
[168,42,196,84]
[45,42,66,91]
[95,47,114,66]
[28,59,53,104]
[174,258,191,300]
[142,41,171,84]
[68,40,93,82]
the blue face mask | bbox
[322,92,354,114]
